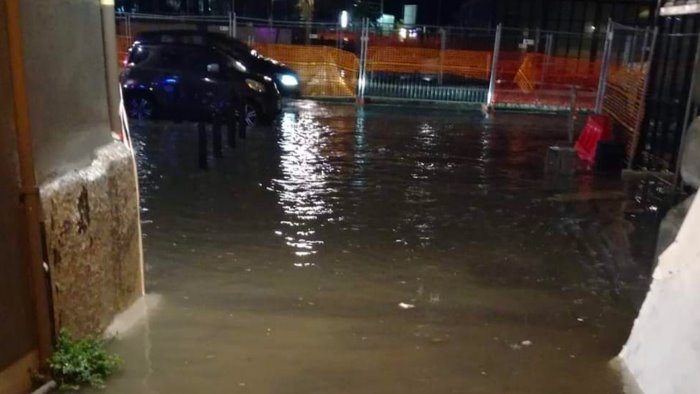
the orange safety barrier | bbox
[254,43,359,97]
[575,114,613,165]
[513,53,604,94]
[116,34,649,131]
[603,64,650,162]
[366,46,492,81]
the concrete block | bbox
[655,194,696,269]
[620,192,700,394]
[41,141,143,337]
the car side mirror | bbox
[207,63,221,73]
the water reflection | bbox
[272,111,332,258]
[106,103,661,394]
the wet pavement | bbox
[95,101,658,393]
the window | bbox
[155,46,185,70]
[183,48,227,73]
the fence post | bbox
[630,26,658,170]
[228,12,233,38]
[487,23,503,108]
[233,12,237,38]
[439,28,446,85]
[640,28,650,71]
[567,86,578,144]
[595,19,614,114]
[126,12,132,38]
[623,34,633,66]
[357,18,369,105]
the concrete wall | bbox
[16,0,144,336]
[19,0,113,183]
[619,193,700,394]
[41,142,144,336]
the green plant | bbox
[49,330,121,391]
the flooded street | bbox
[98,101,656,393]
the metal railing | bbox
[115,13,653,115]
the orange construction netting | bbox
[254,43,359,97]
[366,46,492,81]
[603,64,650,162]
[514,53,603,93]
[115,35,650,137]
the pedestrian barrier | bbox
[603,66,651,162]
[575,114,613,165]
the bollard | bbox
[198,122,208,169]
[212,120,223,158]
[227,119,237,149]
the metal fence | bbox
[115,13,654,150]
[600,21,658,166]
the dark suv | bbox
[134,30,301,98]
[120,41,281,125]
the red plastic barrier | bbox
[575,114,612,165]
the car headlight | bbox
[279,74,299,87]
[245,78,266,93]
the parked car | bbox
[133,30,301,98]
[120,41,281,125]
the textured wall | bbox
[19,0,113,183]
[620,195,700,394]
[41,142,143,336]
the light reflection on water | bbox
[272,111,332,259]
[106,102,664,394]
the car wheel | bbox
[244,102,258,128]
[126,95,155,120]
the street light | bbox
[340,10,349,29]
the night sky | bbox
[118,0,490,25]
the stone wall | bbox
[41,141,144,336]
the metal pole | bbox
[568,85,578,144]
[439,28,446,85]
[640,27,650,70]
[542,33,553,84]
[228,12,233,38]
[233,12,237,38]
[357,18,369,104]
[630,26,658,169]
[674,29,699,186]
[595,19,614,114]
[269,0,273,25]
[623,35,633,66]
[487,23,502,107]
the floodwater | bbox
[95,101,659,393]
